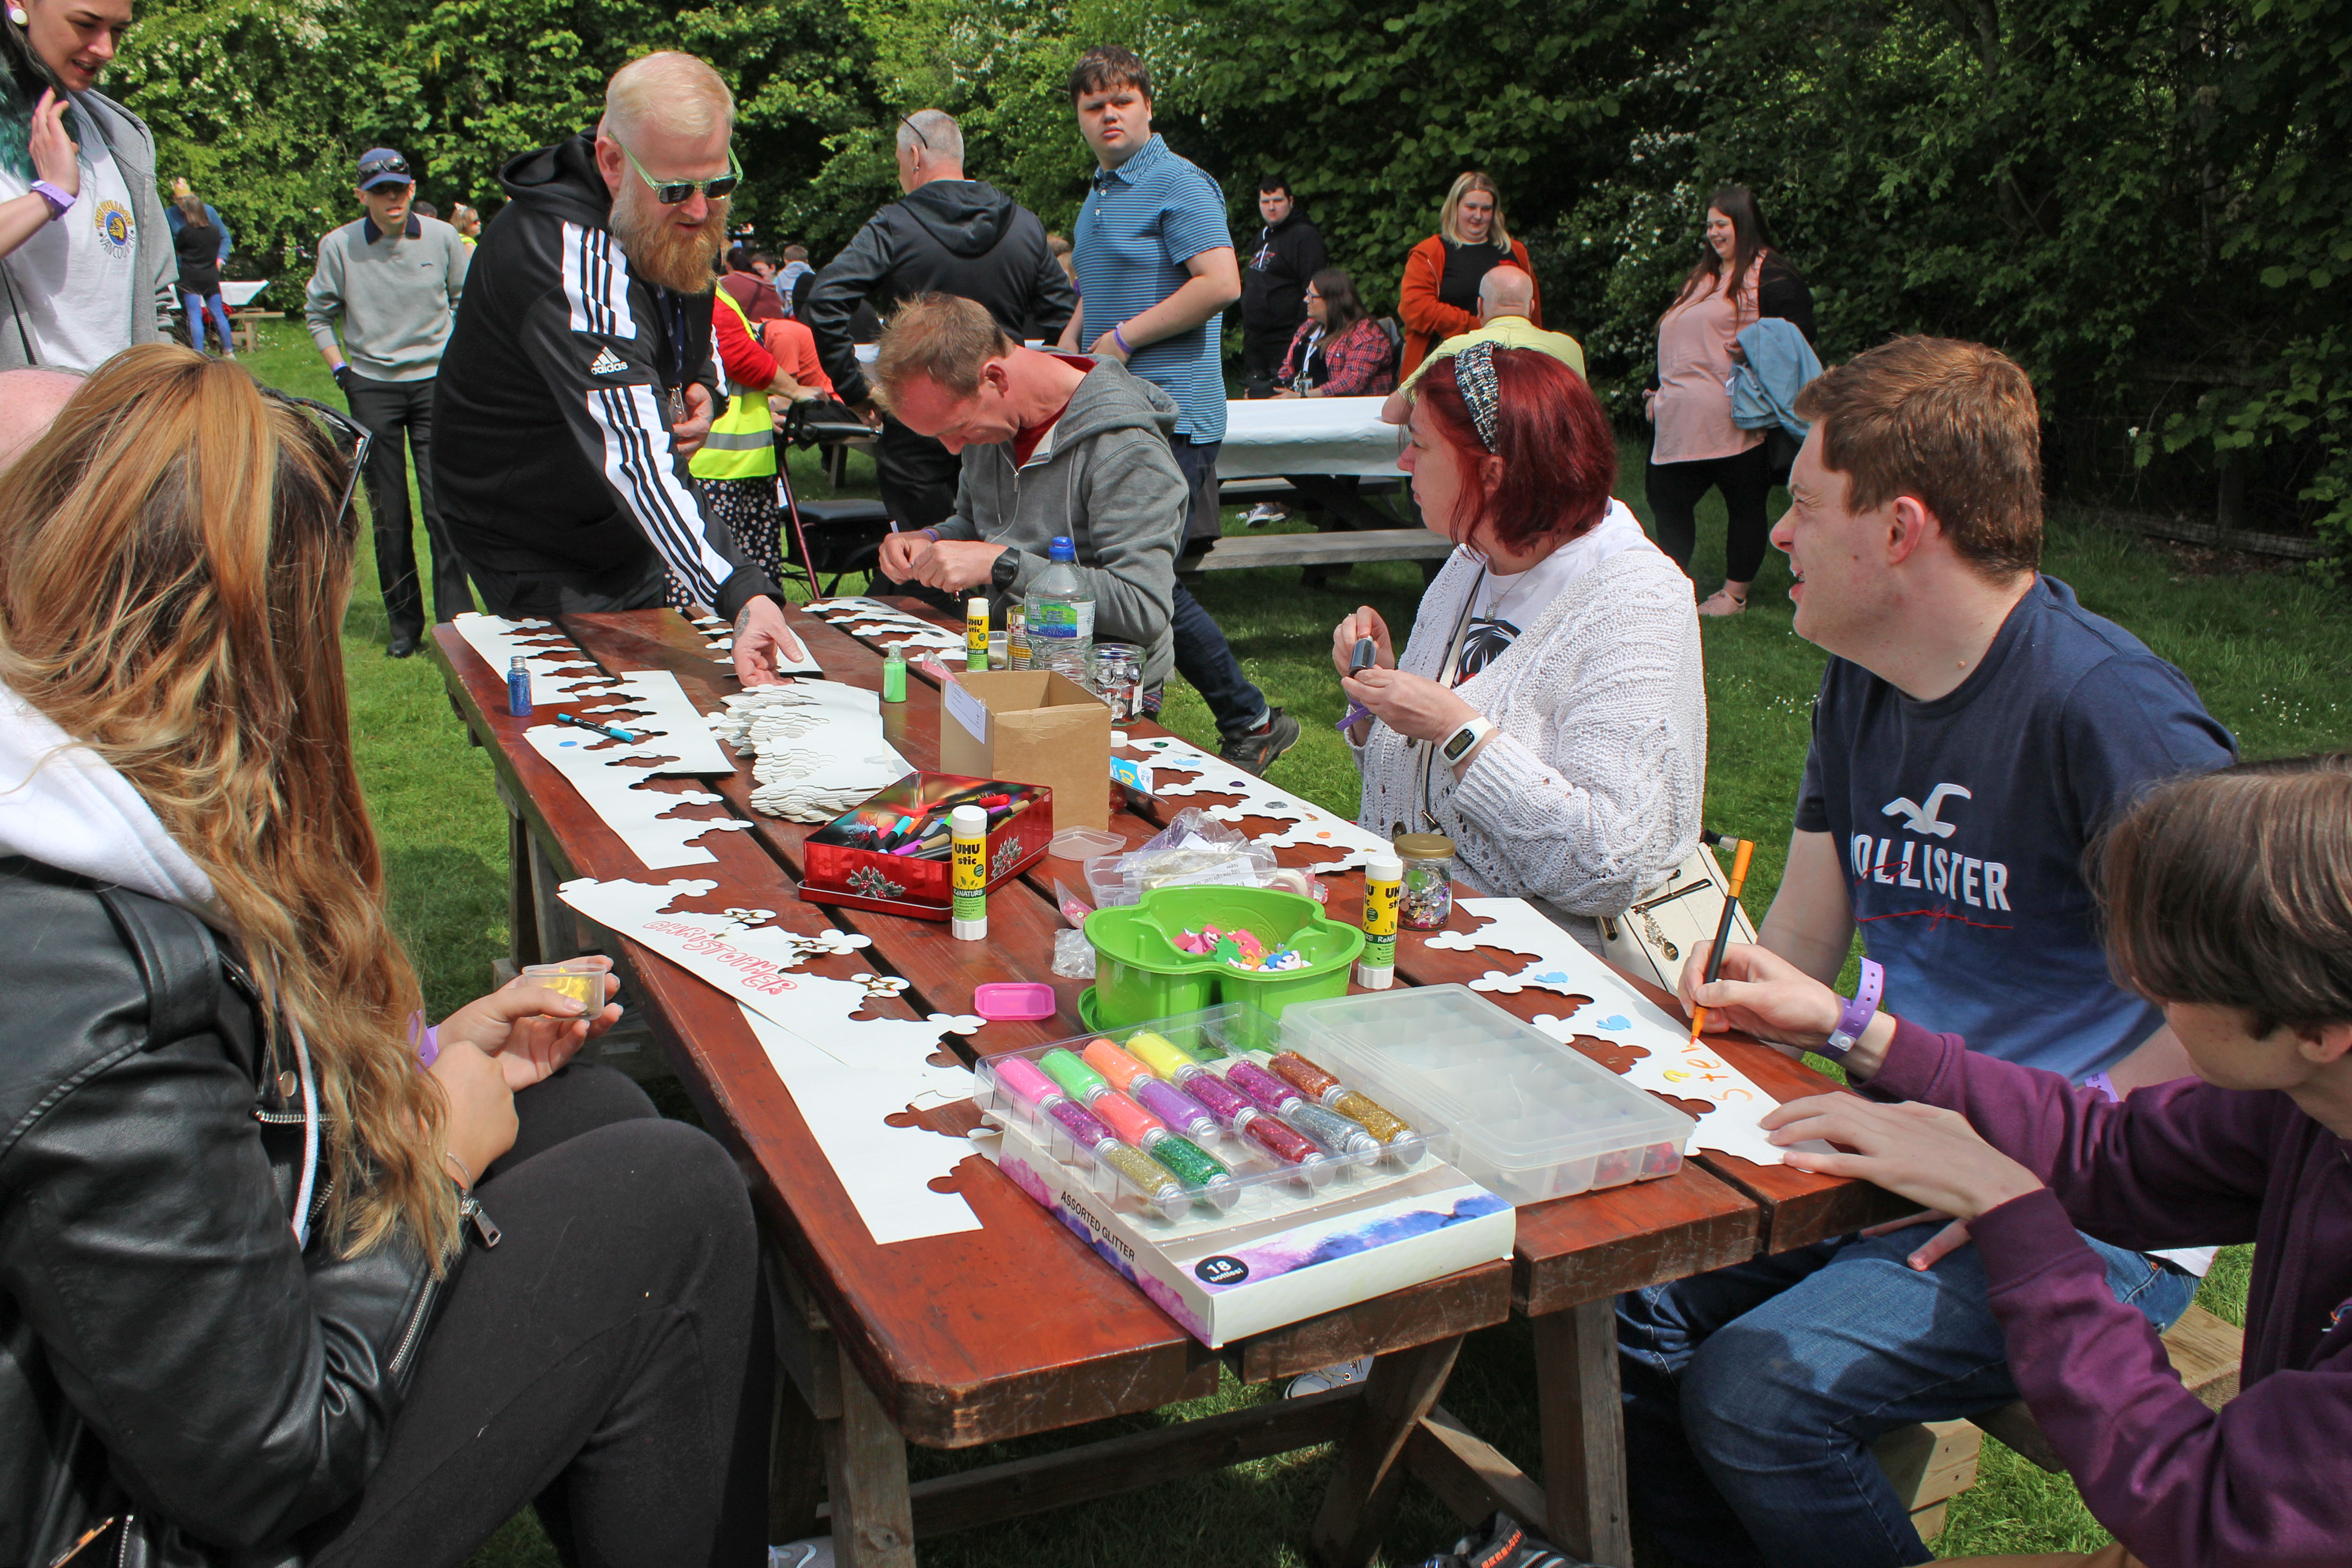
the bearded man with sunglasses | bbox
[433,52,806,683]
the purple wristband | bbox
[1822,958,1884,1058]
[1112,323,1134,357]
[411,1012,441,1069]
[31,180,74,220]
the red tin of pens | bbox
[800,771,1053,921]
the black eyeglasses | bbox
[357,155,411,182]
[899,114,929,149]
[261,388,371,535]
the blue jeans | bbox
[1165,436,1269,739]
[183,290,232,354]
[1619,1221,2195,1568]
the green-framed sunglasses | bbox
[612,136,742,204]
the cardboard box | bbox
[936,671,1113,832]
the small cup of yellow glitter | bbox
[523,959,607,1013]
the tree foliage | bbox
[100,0,2352,553]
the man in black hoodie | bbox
[1237,177,1326,395]
[803,109,1078,536]
[432,52,806,683]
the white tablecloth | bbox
[1214,396,1403,480]
[221,280,269,308]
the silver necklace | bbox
[1479,561,1541,625]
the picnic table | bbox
[430,601,1900,1566]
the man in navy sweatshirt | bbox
[1687,754,2352,1568]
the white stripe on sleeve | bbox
[560,221,635,339]
[588,383,734,605]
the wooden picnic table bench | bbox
[432,600,1899,1566]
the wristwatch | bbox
[988,548,1020,590]
[1438,714,1496,765]
[1821,957,1885,1058]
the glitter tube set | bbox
[990,1032,1428,1214]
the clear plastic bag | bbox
[1052,927,1097,978]
[1083,807,1282,908]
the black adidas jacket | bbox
[431,132,777,620]
[803,179,1077,407]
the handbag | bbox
[1594,842,1758,995]
[1399,570,1754,992]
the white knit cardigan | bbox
[1353,541,1707,948]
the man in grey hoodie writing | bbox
[872,292,1184,695]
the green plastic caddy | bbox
[1082,885,1364,1047]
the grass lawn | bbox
[237,320,2344,1564]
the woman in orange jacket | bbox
[1398,172,1543,378]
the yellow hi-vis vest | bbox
[688,284,778,482]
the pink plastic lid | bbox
[973,981,1058,1022]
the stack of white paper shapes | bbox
[709,682,911,822]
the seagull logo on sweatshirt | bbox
[588,347,627,376]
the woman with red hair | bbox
[1334,343,1705,948]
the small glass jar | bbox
[1393,833,1456,929]
[1091,642,1142,721]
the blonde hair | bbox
[871,293,1015,409]
[1439,171,1511,249]
[602,51,735,144]
[0,346,455,1265]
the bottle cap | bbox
[1393,833,1456,859]
[951,804,987,836]
[1365,851,1403,881]
[968,598,988,615]
[1049,535,1076,562]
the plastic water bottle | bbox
[1025,536,1094,683]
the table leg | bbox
[501,788,542,971]
[1534,1299,1632,1566]
[821,1339,917,1568]
[1307,1335,1463,1568]
[772,1374,827,1542]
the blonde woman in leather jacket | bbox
[0,347,770,1568]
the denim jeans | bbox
[1164,436,1270,738]
[1619,1220,2196,1568]
[182,290,233,354]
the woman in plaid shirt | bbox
[1274,267,1397,396]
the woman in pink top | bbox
[1644,186,1814,615]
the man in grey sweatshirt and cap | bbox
[873,292,1185,695]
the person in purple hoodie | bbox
[1680,753,2352,1568]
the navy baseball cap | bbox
[356,149,413,191]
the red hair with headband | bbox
[1412,348,1616,556]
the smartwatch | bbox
[1438,714,1495,765]
[1821,957,1885,1058]
[988,547,1020,590]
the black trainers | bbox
[1415,1511,1597,1568]
[1218,707,1300,776]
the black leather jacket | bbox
[0,856,466,1568]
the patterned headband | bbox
[1454,341,1501,452]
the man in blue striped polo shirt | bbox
[1059,44,1301,774]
